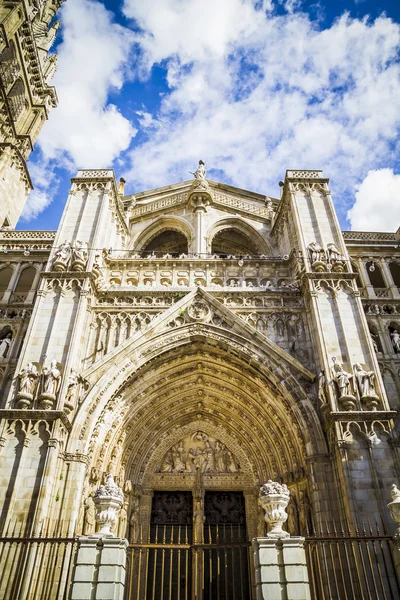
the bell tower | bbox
[0,0,62,228]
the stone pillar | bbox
[70,536,128,600]
[388,483,400,585]
[253,537,310,600]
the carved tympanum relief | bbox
[159,431,240,474]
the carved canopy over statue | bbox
[159,431,240,474]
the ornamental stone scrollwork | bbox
[353,363,380,411]
[159,431,240,474]
[93,473,124,537]
[259,480,290,539]
[39,359,62,409]
[16,362,39,408]
[330,357,356,411]
[187,301,211,322]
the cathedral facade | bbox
[0,0,62,228]
[0,166,400,599]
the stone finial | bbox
[93,473,124,537]
[259,480,290,539]
[388,483,400,538]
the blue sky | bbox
[18,0,400,232]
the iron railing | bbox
[0,536,77,600]
[305,528,400,600]
[125,523,251,600]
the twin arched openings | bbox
[0,265,36,300]
[134,220,268,257]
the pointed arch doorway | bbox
[125,480,252,600]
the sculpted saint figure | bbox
[129,499,139,543]
[193,498,205,543]
[192,160,206,180]
[64,370,79,410]
[83,495,96,535]
[18,362,39,396]
[0,332,11,358]
[331,359,354,398]
[215,441,227,472]
[117,503,128,538]
[53,240,71,269]
[204,440,215,472]
[317,371,328,406]
[326,243,342,263]
[308,242,324,264]
[391,330,400,353]
[72,240,88,270]
[42,360,61,397]
[353,363,379,399]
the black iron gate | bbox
[125,491,251,600]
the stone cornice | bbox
[328,410,397,422]
[0,409,72,431]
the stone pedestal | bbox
[253,537,311,600]
[70,536,128,600]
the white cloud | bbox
[38,0,136,167]
[121,1,400,226]
[20,189,52,221]
[347,169,400,232]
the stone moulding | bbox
[329,411,397,421]
[0,409,72,431]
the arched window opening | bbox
[368,323,383,353]
[8,78,26,121]
[351,263,363,288]
[14,267,35,293]
[0,41,20,89]
[142,231,188,256]
[0,267,13,295]
[211,228,259,257]
[365,261,386,289]
[389,262,400,287]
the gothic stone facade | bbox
[0,168,400,598]
[0,0,62,228]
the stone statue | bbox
[117,503,128,538]
[72,240,88,271]
[191,159,206,180]
[331,357,355,410]
[299,491,313,536]
[185,448,197,472]
[64,369,79,412]
[326,243,342,263]
[226,451,239,472]
[204,440,215,472]
[391,330,400,353]
[193,497,205,543]
[129,498,139,543]
[317,370,328,407]
[308,242,324,264]
[17,362,39,407]
[160,452,173,472]
[42,360,61,397]
[0,332,12,358]
[53,240,71,271]
[353,363,380,410]
[214,441,227,472]
[83,495,96,535]
[171,444,185,472]
[287,496,299,536]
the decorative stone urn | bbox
[259,480,290,539]
[388,483,400,538]
[93,473,124,537]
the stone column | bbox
[388,483,400,585]
[254,480,311,600]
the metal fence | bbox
[125,523,251,600]
[0,536,77,600]
[305,530,400,600]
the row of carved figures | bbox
[52,240,89,272]
[318,358,381,411]
[15,360,85,414]
[308,242,346,272]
